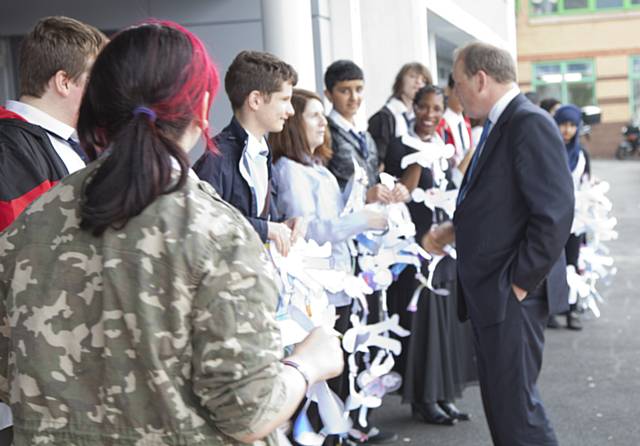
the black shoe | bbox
[412,402,458,426]
[348,426,398,444]
[547,315,562,329]
[567,311,583,330]
[438,401,470,421]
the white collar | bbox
[443,107,464,123]
[488,85,520,126]
[385,97,410,116]
[329,109,360,134]
[404,129,445,147]
[245,132,269,158]
[6,100,76,140]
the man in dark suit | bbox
[424,42,574,445]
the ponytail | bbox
[80,112,190,236]
[76,21,219,236]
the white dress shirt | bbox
[329,108,365,134]
[385,97,414,137]
[486,85,521,137]
[0,402,11,431]
[239,132,270,216]
[442,107,471,165]
[5,100,85,174]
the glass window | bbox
[596,0,623,7]
[535,63,562,83]
[530,0,640,15]
[632,79,640,119]
[566,62,593,77]
[564,0,588,9]
[631,81,640,118]
[532,60,596,107]
[564,62,593,82]
[567,83,595,107]
[536,84,563,102]
[630,56,640,120]
[531,0,559,14]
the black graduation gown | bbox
[384,135,477,404]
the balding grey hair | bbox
[454,42,517,84]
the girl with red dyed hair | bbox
[0,21,342,445]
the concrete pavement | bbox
[370,160,640,446]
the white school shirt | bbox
[239,132,270,216]
[0,402,11,431]
[329,108,360,133]
[442,107,471,164]
[385,97,414,137]
[5,100,85,174]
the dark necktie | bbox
[457,121,468,151]
[457,119,492,205]
[349,129,369,159]
[402,111,414,130]
[66,138,89,163]
[45,129,89,164]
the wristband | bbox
[281,359,311,388]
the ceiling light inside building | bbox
[541,74,563,83]
[564,72,583,82]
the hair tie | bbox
[132,106,157,122]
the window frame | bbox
[529,0,640,16]
[531,59,597,107]
[629,55,640,119]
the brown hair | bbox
[453,42,516,84]
[269,89,332,166]
[391,62,433,99]
[19,16,107,98]
[225,50,298,111]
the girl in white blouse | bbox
[270,89,388,309]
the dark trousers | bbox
[327,304,352,402]
[565,234,581,268]
[472,288,558,446]
[0,426,12,445]
[564,234,583,313]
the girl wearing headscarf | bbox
[552,104,591,330]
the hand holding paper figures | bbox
[422,221,455,256]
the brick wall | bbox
[582,121,625,158]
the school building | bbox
[516,0,640,157]
[0,0,516,153]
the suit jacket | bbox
[193,117,275,242]
[326,116,379,191]
[453,94,574,328]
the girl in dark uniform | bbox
[385,85,477,426]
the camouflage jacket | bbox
[0,163,286,445]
